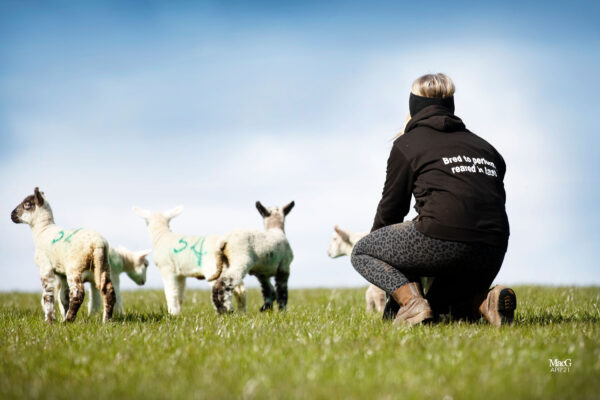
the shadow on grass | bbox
[517,311,600,325]
[414,310,600,327]
[0,307,40,319]
[112,312,168,323]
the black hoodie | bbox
[371,105,509,249]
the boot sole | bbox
[496,288,517,325]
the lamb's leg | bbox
[233,282,247,312]
[40,270,57,323]
[88,284,102,315]
[256,274,276,312]
[112,274,124,316]
[65,273,85,322]
[365,287,374,312]
[175,275,186,312]
[375,288,386,313]
[160,268,184,315]
[57,275,70,319]
[274,268,289,311]
[97,270,116,322]
[211,277,235,314]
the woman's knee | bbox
[351,235,369,262]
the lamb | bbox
[10,187,116,323]
[211,201,294,313]
[56,246,151,317]
[132,206,246,315]
[328,226,386,313]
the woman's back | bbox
[398,105,509,248]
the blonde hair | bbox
[411,73,455,98]
[392,73,455,140]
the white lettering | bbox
[443,154,499,178]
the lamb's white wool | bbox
[364,284,387,313]
[212,201,294,313]
[57,246,151,317]
[328,226,386,313]
[133,205,246,315]
[327,226,369,258]
[10,187,116,323]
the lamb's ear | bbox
[136,249,152,259]
[132,206,152,220]
[256,201,271,217]
[334,225,351,242]
[282,201,295,216]
[163,205,183,221]
[34,187,44,206]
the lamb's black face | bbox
[11,194,36,224]
[11,188,44,225]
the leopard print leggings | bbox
[351,221,506,295]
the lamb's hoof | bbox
[215,306,233,314]
[260,303,274,312]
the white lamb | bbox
[211,201,294,313]
[328,225,386,313]
[132,206,246,315]
[56,246,151,317]
[11,187,116,323]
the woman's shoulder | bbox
[392,126,434,150]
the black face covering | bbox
[409,93,455,116]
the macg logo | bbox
[549,358,572,373]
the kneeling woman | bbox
[351,73,515,326]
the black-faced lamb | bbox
[11,187,115,323]
[211,201,294,313]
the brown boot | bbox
[475,285,517,327]
[391,282,433,325]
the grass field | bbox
[1,286,599,400]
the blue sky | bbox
[1,1,599,292]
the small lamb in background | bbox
[212,201,294,313]
[328,226,386,313]
[11,187,116,323]
[133,206,246,315]
[57,246,151,317]
[103,246,151,315]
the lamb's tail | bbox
[93,243,116,321]
[93,244,111,290]
[207,239,228,282]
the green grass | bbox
[1,286,599,400]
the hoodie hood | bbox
[404,105,466,134]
